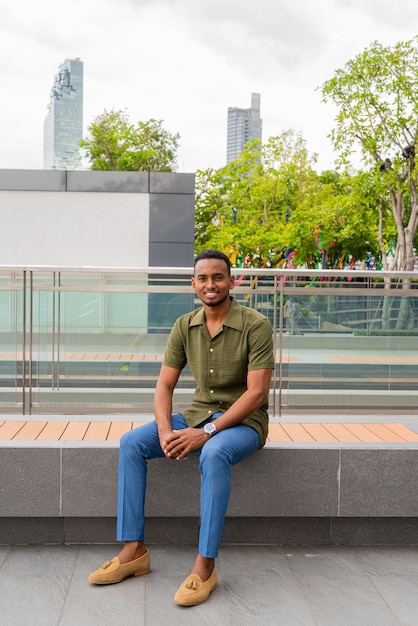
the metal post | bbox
[278,276,285,417]
[28,271,33,414]
[22,270,26,415]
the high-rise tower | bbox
[226,92,262,163]
[43,58,83,170]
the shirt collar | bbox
[189,297,243,331]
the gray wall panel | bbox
[222,517,332,545]
[4,516,418,545]
[145,456,201,516]
[64,517,117,544]
[144,517,199,544]
[0,518,65,544]
[67,171,149,192]
[62,449,118,517]
[148,242,194,267]
[149,194,195,243]
[0,169,66,191]
[150,172,195,194]
[0,449,61,516]
[0,169,195,268]
[229,449,340,516]
[331,517,418,545]
[340,449,418,516]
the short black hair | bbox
[194,249,231,275]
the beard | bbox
[204,293,230,307]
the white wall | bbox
[0,190,149,267]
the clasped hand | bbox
[161,427,207,461]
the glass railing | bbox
[1,266,417,416]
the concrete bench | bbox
[2,417,418,546]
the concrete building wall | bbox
[0,170,195,268]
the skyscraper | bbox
[43,58,83,170]
[226,92,262,163]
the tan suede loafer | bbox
[88,549,150,585]
[174,568,218,606]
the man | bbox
[88,249,274,606]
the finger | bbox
[165,441,184,458]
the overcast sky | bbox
[1,0,418,173]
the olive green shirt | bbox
[163,297,274,447]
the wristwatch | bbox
[204,423,217,437]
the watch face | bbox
[204,423,217,436]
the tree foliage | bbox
[195,132,316,267]
[321,38,418,273]
[288,170,380,269]
[81,109,180,172]
[195,131,378,269]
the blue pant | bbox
[116,413,260,558]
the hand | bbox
[162,427,208,461]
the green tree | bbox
[81,109,180,172]
[288,170,380,269]
[321,38,418,328]
[195,132,317,267]
[195,131,377,271]
[321,39,418,271]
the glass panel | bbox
[1,266,417,417]
[283,275,418,415]
[30,271,196,414]
[0,271,23,413]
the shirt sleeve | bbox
[162,318,188,370]
[247,317,275,371]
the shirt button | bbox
[209,369,214,373]
[210,389,214,394]
[219,401,223,404]
[208,410,211,414]
[209,348,214,352]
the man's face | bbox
[192,258,235,308]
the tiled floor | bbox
[1,543,418,625]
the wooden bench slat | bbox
[13,422,48,440]
[107,422,134,441]
[0,419,417,444]
[365,423,415,443]
[36,422,69,441]
[83,422,111,441]
[280,423,315,442]
[343,423,383,443]
[60,422,90,441]
[329,356,418,363]
[301,423,339,442]
[267,423,293,442]
[0,421,26,440]
[323,423,361,442]
[384,423,418,442]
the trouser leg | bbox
[198,423,261,558]
[116,414,188,541]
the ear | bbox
[229,275,235,290]
[191,276,196,292]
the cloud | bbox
[122,0,340,76]
[1,0,418,172]
[338,0,418,30]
